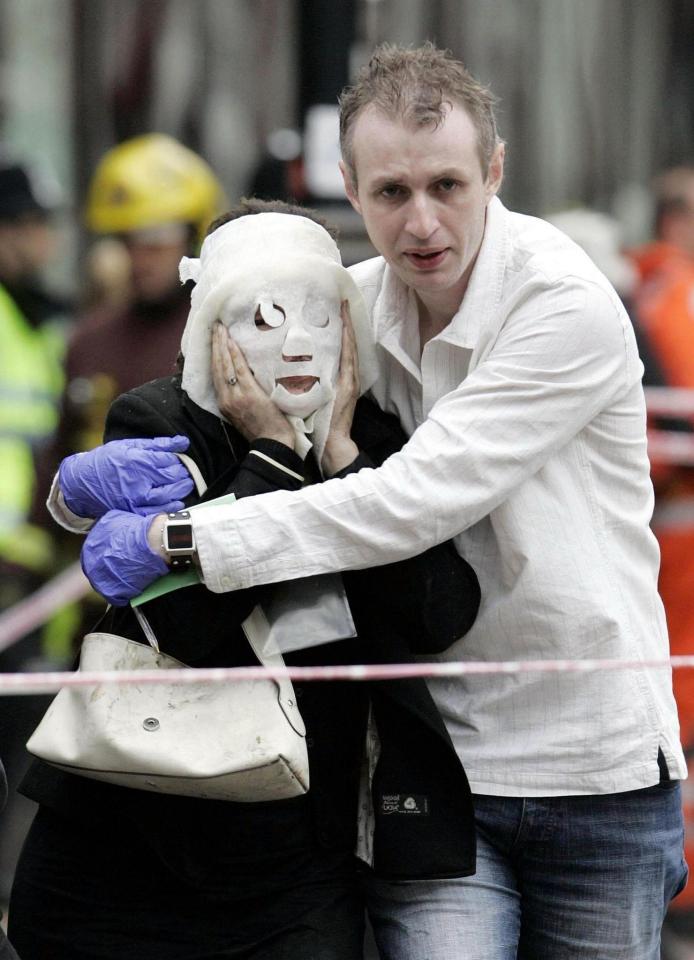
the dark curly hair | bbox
[206,196,338,241]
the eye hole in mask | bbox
[255,302,286,330]
[309,314,330,329]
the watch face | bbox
[167,524,194,551]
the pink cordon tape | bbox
[647,430,694,466]
[644,386,694,416]
[0,656,692,697]
[0,561,91,653]
[644,387,694,465]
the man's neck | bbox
[415,243,484,353]
[414,204,491,352]
[416,288,464,353]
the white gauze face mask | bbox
[179,213,378,459]
[218,262,343,420]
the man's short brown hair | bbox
[339,42,500,185]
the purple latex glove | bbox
[81,509,169,606]
[59,436,194,519]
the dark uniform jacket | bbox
[22,375,480,881]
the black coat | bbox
[22,375,480,880]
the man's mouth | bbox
[404,248,448,269]
[275,376,320,394]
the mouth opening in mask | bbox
[275,375,320,395]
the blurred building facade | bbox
[1,0,693,284]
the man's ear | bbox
[485,142,505,201]
[339,160,361,215]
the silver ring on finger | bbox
[227,376,238,386]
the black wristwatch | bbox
[163,510,197,569]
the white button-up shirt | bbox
[193,197,686,796]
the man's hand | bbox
[211,321,296,448]
[59,436,194,519]
[321,301,360,476]
[81,510,169,606]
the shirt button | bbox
[221,576,232,589]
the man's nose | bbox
[405,194,439,240]
[282,323,314,361]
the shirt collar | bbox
[372,196,509,372]
[440,195,508,351]
[373,268,423,382]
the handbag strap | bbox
[176,451,207,496]
[241,605,306,736]
[131,606,162,653]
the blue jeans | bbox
[364,783,688,960]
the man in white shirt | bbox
[69,43,687,959]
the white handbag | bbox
[26,603,309,801]
[27,453,309,802]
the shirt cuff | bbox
[191,501,253,592]
[47,472,95,534]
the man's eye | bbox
[437,179,459,193]
[254,303,285,329]
[380,184,404,199]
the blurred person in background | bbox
[29,133,225,660]
[0,162,67,609]
[629,166,694,400]
[33,133,225,497]
[628,165,694,946]
[0,161,68,912]
[628,167,694,750]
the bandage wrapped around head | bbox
[179,212,378,459]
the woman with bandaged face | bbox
[10,200,481,960]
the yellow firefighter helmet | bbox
[85,133,225,243]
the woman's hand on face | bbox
[211,321,296,448]
[321,301,360,477]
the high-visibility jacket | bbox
[0,283,64,574]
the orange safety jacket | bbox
[629,242,694,908]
